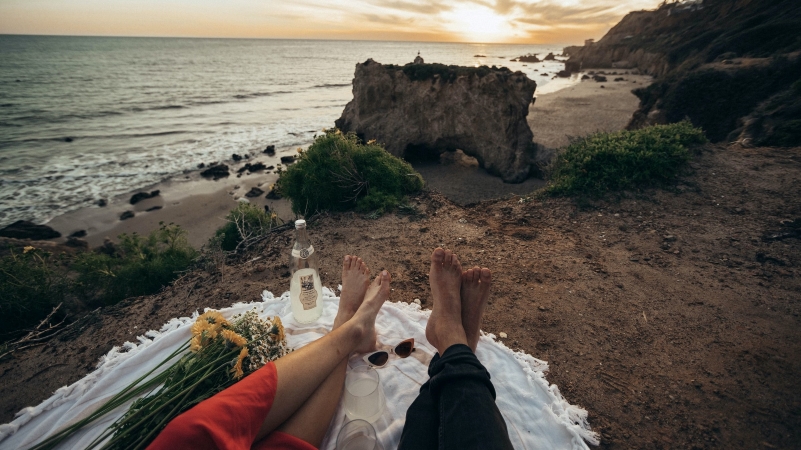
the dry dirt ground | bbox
[2,143,800,449]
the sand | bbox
[528,73,652,149]
[46,71,650,248]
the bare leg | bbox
[461,266,492,352]
[425,248,468,354]
[255,266,390,444]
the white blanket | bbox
[0,288,598,449]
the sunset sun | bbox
[441,5,517,43]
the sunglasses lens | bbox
[367,351,389,367]
[395,341,413,358]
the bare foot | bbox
[351,270,391,353]
[461,266,491,352]
[425,248,468,355]
[335,255,371,329]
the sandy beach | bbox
[44,71,650,249]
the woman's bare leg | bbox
[254,265,390,444]
[269,256,374,447]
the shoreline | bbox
[42,70,651,248]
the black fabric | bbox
[397,344,514,450]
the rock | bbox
[237,162,268,173]
[543,52,556,61]
[541,73,548,76]
[280,155,296,164]
[120,211,135,220]
[264,204,271,213]
[614,77,625,81]
[581,74,590,80]
[499,332,508,338]
[198,162,205,169]
[65,237,89,249]
[413,55,424,64]
[146,205,162,212]
[64,137,74,143]
[232,153,243,162]
[97,199,108,207]
[129,190,160,205]
[556,70,571,78]
[474,54,486,57]
[266,186,282,199]
[335,59,539,183]
[200,164,230,180]
[69,229,87,238]
[413,298,422,305]
[593,75,607,82]
[515,54,540,63]
[600,85,605,88]
[264,145,276,155]
[245,187,265,198]
[266,165,275,170]
[0,220,62,240]
[97,238,118,256]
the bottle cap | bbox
[295,219,306,229]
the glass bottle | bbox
[289,219,323,323]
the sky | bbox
[0,0,663,45]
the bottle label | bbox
[298,272,318,310]
[291,245,314,259]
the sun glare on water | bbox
[441,5,517,43]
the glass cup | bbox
[342,365,385,423]
[336,419,383,450]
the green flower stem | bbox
[31,342,189,450]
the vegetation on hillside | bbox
[543,122,707,197]
[276,129,424,215]
[1,223,197,343]
[213,202,282,251]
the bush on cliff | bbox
[0,246,68,342]
[544,122,707,197]
[72,223,197,305]
[276,130,424,215]
[213,202,281,251]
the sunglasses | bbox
[363,338,416,368]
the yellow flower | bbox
[221,329,247,347]
[271,316,285,343]
[367,139,377,145]
[23,246,34,254]
[197,310,229,327]
[191,319,211,337]
[190,335,203,352]
[231,347,248,379]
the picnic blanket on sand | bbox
[0,287,598,450]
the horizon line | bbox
[0,33,574,47]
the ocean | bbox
[0,35,570,226]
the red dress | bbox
[148,362,317,450]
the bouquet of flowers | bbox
[34,309,291,450]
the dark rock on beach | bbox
[232,153,243,162]
[0,221,62,240]
[120,211,135,220]
[237,162,268,173]
[514,54,540,63]
[266,186,282,199]
[544,52,556,61]
[245,187,265,198]
[64,137,74,143]
[264,145,276,155]
[593,75,608,82]
[198,163,205,169]
[146,206,162,212]
[556,70,571,78]
[335,59,539,182]
[201,164,230,180]
[280,156,296,164]
[65,237,89,249]
[129,190,160,205]
[69,230,87,238]
[97,199,108,207]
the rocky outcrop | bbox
[0,221,61,240]
[335,60,538,183]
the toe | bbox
[462,269,472,282]
[480,268,492,285]
[343,255,352,269]
[451,253,462,272]
[431,248,446,264]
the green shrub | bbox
[0,246,68,341]
[276,130,424,215]
[73,223,197,305]
[213,202,281,251]
[544,122,707,198]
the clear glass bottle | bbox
[289,219,323,323]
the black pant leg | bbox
[397,355,441,450]
[429,344,513,450]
